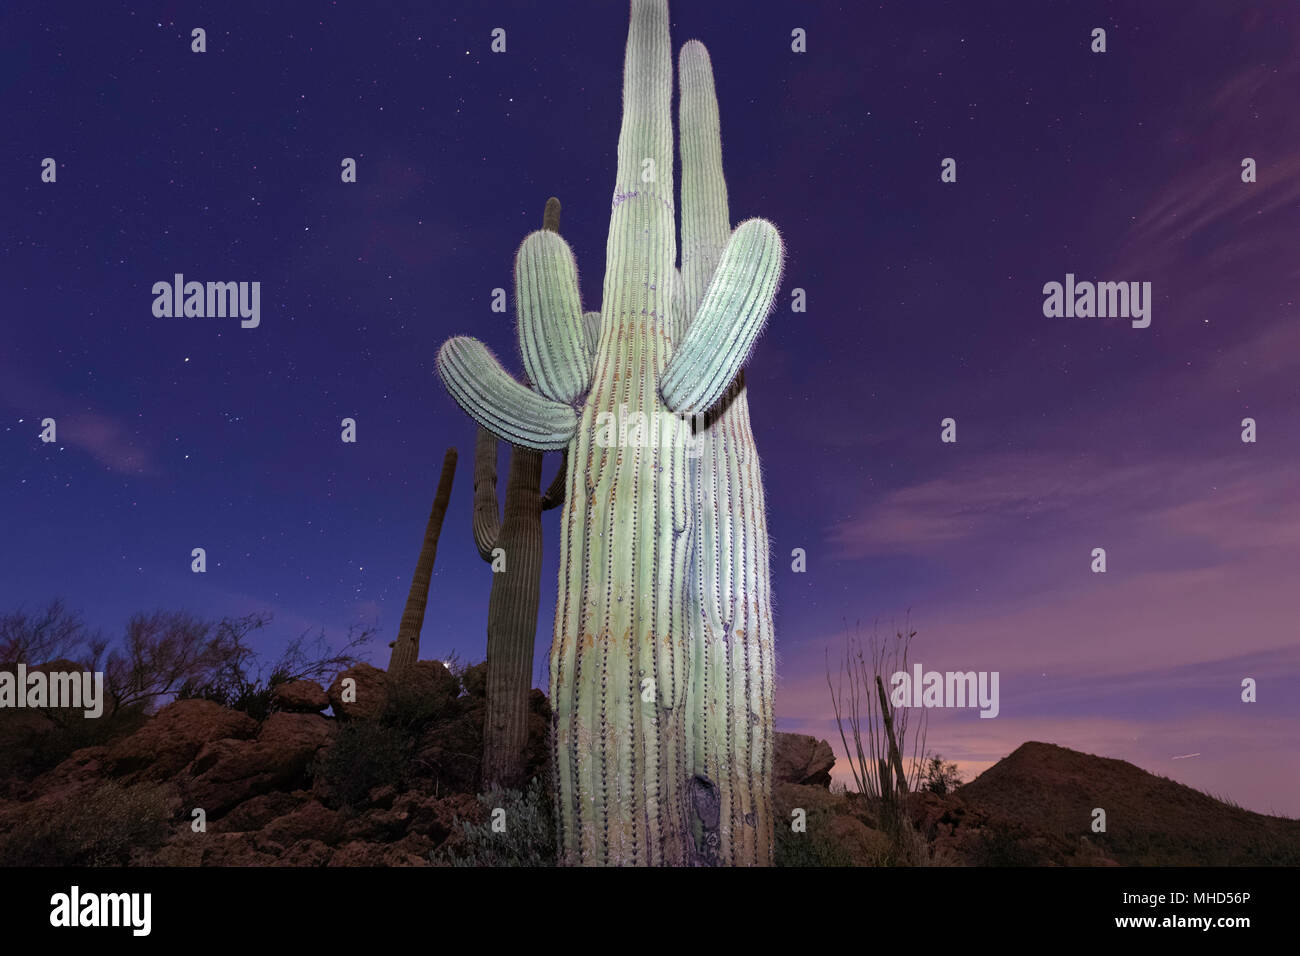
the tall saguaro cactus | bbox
[678,40,777,866]
[436,0,783,865]
[478,199,569,791]
[389,446,458,676]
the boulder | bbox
[260,800,344,847]
[104,699,258,781]
[185,713,334,817]
[272,680,328,713]
[327,663,388,720]
[773,781,842,819]
[773,732,836,787]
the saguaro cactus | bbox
[436,0,783,865]
[389,447,458,676]
[678,40,777,866]
[478,199,569,791]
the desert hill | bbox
[948,741,1300,866]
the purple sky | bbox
[2,1,1297,815]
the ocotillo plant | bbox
[478,199,569,791]
[437,0,783,865]
[388,447,458,676]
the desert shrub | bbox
[176,666,294,721]
[967,824,1043,867]
[434,777,556,867]
[310,719,412,810]
[0,780,174,866]
[775,805,855,867]
[921,754,963,796]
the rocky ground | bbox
[1,661,1294,866]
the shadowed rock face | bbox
[104,699,259,781]
[773,732,836,787]
[272,680,328,714]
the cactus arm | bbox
[516,230,591,404]
[659,218,783,416]
[471,428,502,561]
[436,336,577,450]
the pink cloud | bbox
[1,366,157,476]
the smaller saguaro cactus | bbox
[388,447,458,676]
[478,198,570,789]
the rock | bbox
[393,791,483,843]
[151,831,278,867]
[260,800,344,847]
[773,781,843,818]
[327,663,388,720]
[328,840,390,867]
[185,713,334,818]
[272,680,328,713]
[275,839,333,866]
[30,745,110,793]
[773,732,836,787]
[104,700,258,781]
[391,831,435,860]
[344,806,410,842]
[217,791,308,832]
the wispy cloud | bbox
[1,367,157,476]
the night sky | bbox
[3,2,1297,816]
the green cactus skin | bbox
[476,429,565,789]
[479,201,570,792]
[676,41,777,866]
[436,0,783,865]
[389,447,458,676]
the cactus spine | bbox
[435,0,782,865]
[479,200,569,791]
[389,447,458,676]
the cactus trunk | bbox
[479,432,546,790]
[550,0,695,866]
[389,447,458,676]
